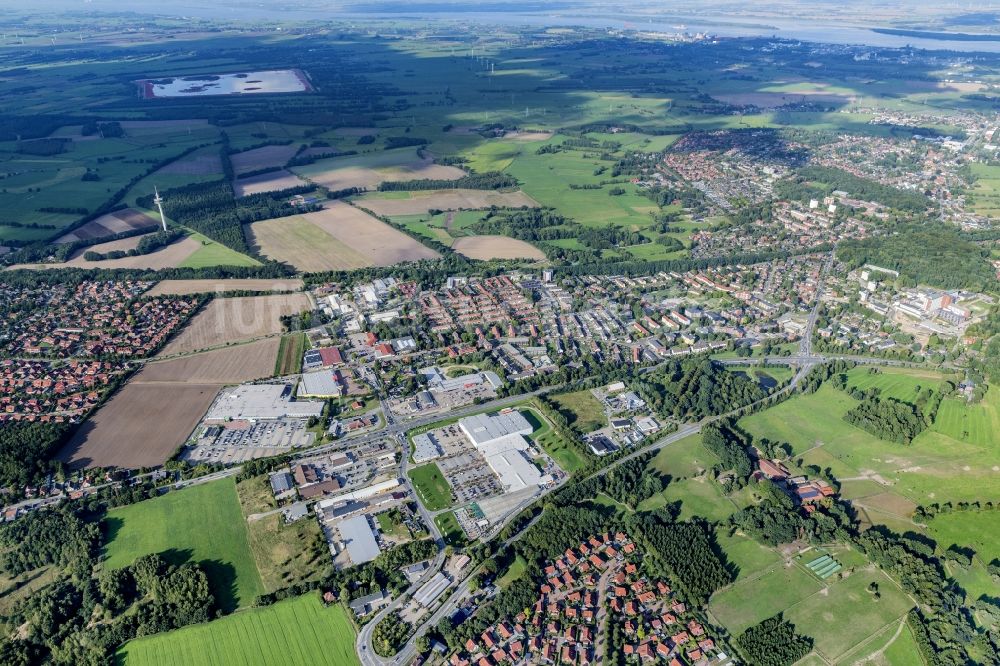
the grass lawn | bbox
[103,478,263,611]
[925,511,1000,602]
[497,555,528,589]
[844,366,953,402]
[783,566,913,663]
[638,477,741,522]
[739,383,1000,505]
[179,230,261,269]
[715,531,781,582]
[876,621,926,666]
[409,463,453,511]
[647,433,720,480]
[523,405,588,474]
[551,389,605,434]
[434,511,467,547]
[710,563,822,634]
[713,553,913,663]
[115,593,359,666]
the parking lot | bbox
[183,419,315,464]
[422,424,505,504]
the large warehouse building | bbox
[337,514,380,565]
[458,411,541,493]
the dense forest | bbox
[701,421,753,478]
[135,180,316,256]
[777,165,929,212]
[836,223,995,291]
[734,614,813,666]
[639,358,766,420]
[0,509,217,665]
[627,513,732,604]
[843,395,927,444]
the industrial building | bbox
[337,514,380,564]
[298,368,344,398]
[459,410,533,447]
[204,384,324,422]
[458,411,542,493]
[412,432,444,463]
[413,572,450,607]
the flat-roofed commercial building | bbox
[337,515,380,565]
[458,411,533,447]
[204,384,324,422]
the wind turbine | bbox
[153,186,167,231]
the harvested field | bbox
[247,201,439,271]
[57,380,220,469]
[310,201,440,265]
[74,233,150,255]
[233,169,309,197]
[9,236,200,271]
[56,208,160,242]
[357,189,538,216]
[141,338,280,384]
[453,235,546,260]
[230,144,300,175]
[333,126,378,136]
[711,91,853,108]
[117,119,210,131]
[503,131,554,141]
[146,278,304,296]
[292,147,466,191]
[156,152,223,175]
[158,294,311,356]
[245,215,371,272]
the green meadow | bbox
[116,593,359,666]
[408,462,453,511]
[103,478,263,612]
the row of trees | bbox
[377,171,518,191]
[83,229,185,262]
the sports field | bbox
[408,462,453,511]
[115,593,359,666]
[103,478,263,611]
[710,549,914,663]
